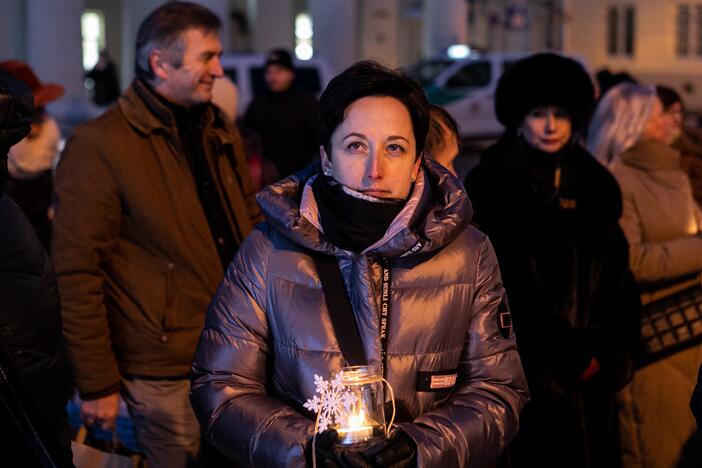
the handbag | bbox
[639,271,702,365]
[72,426,145,468]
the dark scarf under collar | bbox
[312,175,406,253]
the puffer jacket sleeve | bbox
[398,234,529,467]
[190,227,313,467]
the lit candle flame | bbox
[347,409,366,427]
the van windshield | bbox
[406,59,453,85]
[445,61,491,88]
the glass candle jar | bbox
[332,365,387,447]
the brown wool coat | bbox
[52,80,262,399]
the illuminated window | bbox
[81,10,105,71]
[295,13,313,61]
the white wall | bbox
[564,0,702,74]
[360,0,401,67]
[249,0,294,53]
[309,0,358,75]
[422,0,468,56]
[27,0,88,119]
[0,0,25,61]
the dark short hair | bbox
[656,85,683,112]
[426,104,461,156]
[318,61,429,158]
[135,1,221,83]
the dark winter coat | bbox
[191,159,529,467]
[0,193,73,466]
[243,88,319,178]
[52,80,262,399]
[465,135,641,468]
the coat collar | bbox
[118,79,234,145]
[620,139,682,171]
[256,157,472,258]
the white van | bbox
[219,53,333,118]
[407,52,529,139]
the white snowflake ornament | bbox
[303,371,359,433]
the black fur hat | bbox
[495,53,595,131]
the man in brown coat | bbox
[52,3,261,466]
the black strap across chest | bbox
[312,253,392,376]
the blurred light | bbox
[295,13,313,60]
[81,10,105,70]
[295,43,313,61]
[295,14,313,40]
[447,44,471,59]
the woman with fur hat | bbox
[465,53,641,468]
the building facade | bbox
[564,0,702,110]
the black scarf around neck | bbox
[312,175,405,253]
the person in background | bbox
[0,60,64,251]
[424,104,460,176]
[52,2,261,466]
[0,69,73,467]
[588,82,702,468]
[465,53,641,468]
[85,50,120,107]
[594,68,637,101]
[210,74,238,123]
[191,61,528,467]
[243,48,319,179]
[656,85,702,207]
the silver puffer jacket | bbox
[191,159,529,467]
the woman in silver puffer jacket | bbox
[190,61,529,467]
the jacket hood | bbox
[256,156,472,258]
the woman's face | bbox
[642,98,672,143]
[321,96,421,200]
[662,101,684,142]
[519,106,572,153]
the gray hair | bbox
[134,2,221,83]
[586,82,656,166]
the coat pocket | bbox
[103,251,170,332]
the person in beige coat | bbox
[587,82,702,468]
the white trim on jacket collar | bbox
[298,171,426,254]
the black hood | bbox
[0,70,34,191]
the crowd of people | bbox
[4,1,702,467]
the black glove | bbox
[308,428,416,468]
[308,429,370,468]
[383,399,413,424]
[362,429,416,467]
